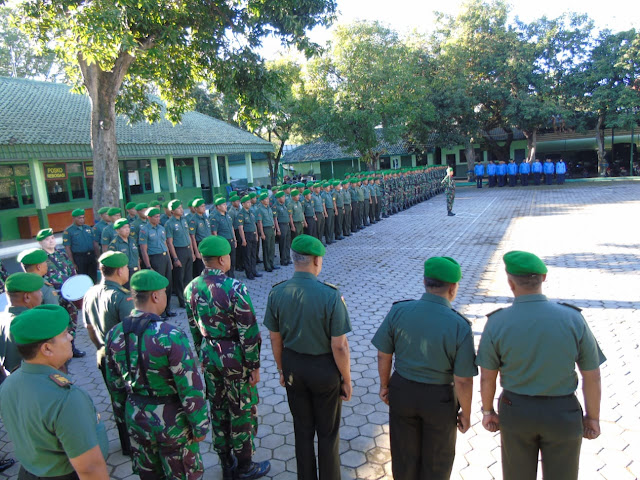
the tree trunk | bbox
[524,128,537,162]
[596,114,607,176]
[464,140,475,181]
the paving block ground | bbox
[1,181,639,479]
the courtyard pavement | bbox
[1,181,639,479]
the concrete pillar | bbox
[193,156,201,188]
[166,155,177,199]
[28,158,49,229]
[210,155,220,188]
[224,156,231,184]
[411,155,417,167]
[331,161,335,177]
[245,152,254,185]
[150,158,161,193]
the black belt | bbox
[149,252,167,256]
[129,393,180,405]
[72,251,93,256]
[263,225,274,229]
[18,467,79,480]
[206,335,239,343]
[503,390,575,401]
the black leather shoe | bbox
[72,347,86,358]
[272,265,281,270]
[447,212,456,216]
[165,310,177,317]
[0,459,15,472]
[235,460,270,480]
[220,454,237,480]
[253,272,263,278]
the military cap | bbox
[36,228,54,241]
[332,181,340,186]
[11,304,70,345]
[126,202,137,209]
[214,193,224,199]
[306,181,314,187]
[5,272,44,293]
[162,200,171,209]
[99,251,128,268]
[291,234,326,257]
[296,183,305,188]
[130,269,169,292]
[290,189,300,197]
[259,193,268,201]
[282,184,291,190]
[240,195,251,203]
[98,207,110,214]
[192,198,205,208]
[275,191,285,199]
[271,186,279,192]
[350,179,358,184]
[107,207,121,216]
[303,189,311,196]
[146,207,161,217]
[168,199,181,211]
[249,192,257,199]
[135,203,148,211]
[230,195,240,203]
[71,208,85,217]
[424,257,462,283]
[114,218,129,229]
[199,235,231,257]
[149,200,161,207]
[313,183,322,188]
[214,197,227,206]
[503,251,548,275]
[17,248,48,265]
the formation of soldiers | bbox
[474,158,568,188]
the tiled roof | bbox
[0,77,273,160]
[282,130,412,164]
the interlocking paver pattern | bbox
[1,181,639,479]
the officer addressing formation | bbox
[0,162,607,480]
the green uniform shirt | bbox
[275,202,292,223]
[0,306,28,374]
[349,187,358,203]
[100,223,116,247]
[92,219,107,243]
[343,189,352,205]
[476,294,606,396]
[256,204,276,228]
[264,272,352,355]
[211,211,235,239]
[42,281,59,306]
[228,205,241,229]
[130,217,147,244]
[312,193,324,213]
[335,190,344,208]
[83,280,134,346]
[372,293,478,384]
[63,223,95,253]
[303,198,315,216]
[321,191,333,210]
[291,200,305,222]
[238,207,257,233]
[188,213,211,243]
[159,213,170,227]
[108,235,139,269]
[357,186,365,201]
[0,363,108,476]
[138,224,168,255]
[362,185,371,199]
[165,216,191,248]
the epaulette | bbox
[44,281,53,287]
[271,280,286,288]
[558,302,582,312]
[486,307,504,317]
[49,373,74,388]
[451,308,472,327]
[392,299,412,305]
[322,281,338,290]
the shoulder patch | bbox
[486,307,504,317]
[392,299,412,305]
[49,373,73,388]
[271,280,286,288]
[322,281,338,290]
[558,302,582,312]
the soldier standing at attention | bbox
[290,189,305,241]
[312,184,326,243]
[130,203,149,245]
[105,270,209,480]
[0,304,110,480]
[302,189,317,237]
[92,206,110,240]
[341,181,352,236]
[165,199,194,309]
[477,251,606,480]
[189,198,211,278]
[138,207,176,318]
[108,218,140,283]
[64,208,98,283]
[211,196,239,278]
[238,195,261,280]
[184,236,270,480]
[264,235,352,480]
[441,167,456,217]
[333,182,345,240]
[275,191,294,266]
[83,251,134,456]
[256,192,277,273]
[100,207,122,252]
[372,257,476,480]
[125,202,138,223]
[229,195,244,274]
[159,200,172,226]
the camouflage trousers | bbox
[127,403,204,480]
[446,190,455,212]
[204,367,258,464]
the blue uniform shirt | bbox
[544,161,555,174]
[507,163,518,175]
[487,163,497,176]
[497,163,507,175]
[519,162,531,174]
[138,223,168,255]
[532,161,543,173]
[556,161,567,174]
[474,164,485,176]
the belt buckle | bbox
[162,252,166,256]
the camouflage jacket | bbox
[44,250,77,291]
[104,309,209,439]
[0,260,8,294]
[184,268,261,377]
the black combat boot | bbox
[220,453,237,480]
[234,460,270,480]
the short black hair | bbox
[100,265,118,277]
[508,273,543,289]
[17,338,53,360]
[424,277,452,293]
[131,289,152,305]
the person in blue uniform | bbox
[519,160,531,186]
[532,158,543,185]
[543,159,555,185]
[487,160,497,187]
[497,161,507,187]
[474,162,485,188]
[507,159,518,187]
[556,158,567,184]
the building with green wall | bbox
[0,77,273,241]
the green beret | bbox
[5,272,44,293]
[114,218,129,229]
[146,207,161,217]
[249,192,257,199]
[11,304,70,345]
[306,182,314,187]
[350,179,358,184]
[290,189,300,197]
[424,257,462,283]
[313,183,321,188]
[192,198,205,208]
[322,182,329,187]
[282,184,291,190]
[259,193,268,201]
[503,251,548,275]
[98,207,110,214]
[296,183,305,188]
[130,269,169,292]
[332,181,340,187]
[447,167,454,173]
[99,251,129,268]
[275,191,285,198]
[230,195,240,203]
[214,197,226,206]
[162,200,171,209]
[107,207,121,216]
[271,186,279,192]
[240,195,251,203]
[126,202,137,209]
[36,228,54,241]
[149,200,161,207]
[291,234,325,257]
[303,189,311,196]
[135,203,148,211]
[199,235,231,257]
[17,248,48,265]
[71,208,85,217]
[168,199,181,211]
[214,193,224,199]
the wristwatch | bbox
[482,408,496,416]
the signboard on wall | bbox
[44,164,67,180]
[83,162,94,177]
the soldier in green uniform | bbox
[126,201,138,223]
[211,197,239,278]
[322,183,337,244]
[341,181,352,236]
[228,195,243,274]
[92,206,110,239]
[264,235,352,480]
[159,200,172,226]
[165,200,194,309]
[105,270,209,480]
[64,208,98,283]
[372,257,477,480]
[237,195,261,280]
[0,304,110,480]
[302,189,317,237]
[290,189,305,241]
[274,191,294,266]
[189,198,211,278]
[84,251,134,456]
[0,273,43,377]
[477,251,605,480]
[130,202,149,245]
[184,236,270,480]
[256,193,277,273]
[100,207,122,252]
[361,178,371,227]
[441,167,456,216]
[333,182,344,240]
[108,218,140,283]
[312,184,326,243]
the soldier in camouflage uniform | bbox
[105,269,209,480]
[442,167,456,216]
[0,259,9,294]
[184,236,270,480]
